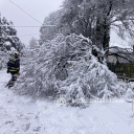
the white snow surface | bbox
[110,42,131,49]
[0,69,134,134]
[4,41,12,46]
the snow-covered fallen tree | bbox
[14,34,126,104]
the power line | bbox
[19,33,39,36]
[19,33,39,37]
[0,25,40,28]
[0,25,57,27]
[8,0,43,25]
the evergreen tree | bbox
[29,37,37,49]
[0,16,24,52]
[0,16,24,68]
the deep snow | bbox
[0,69,134,134]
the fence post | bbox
[130,64,132,78]
[133,45,134,55]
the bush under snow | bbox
[0,50,11,69]
[14,34,125,105]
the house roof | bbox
[107,46,134,63]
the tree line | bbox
[40,0,134,50]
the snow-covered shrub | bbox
[0,50,10,69]
[124,82,134,102]
[14,34,122,104]
[0,42,24,69]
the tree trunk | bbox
[95,0,112,50]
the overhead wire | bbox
[1,1,57,28]
[0,25,56,27]
[1,1,57,41]
[8,0,43,25]
[18,33,39,37]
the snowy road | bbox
[0,69,134,134]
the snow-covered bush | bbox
[14,34,123,104]
[0,41,24,69]
[0,50,10,69]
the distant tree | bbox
[0,16,24,52]
[40,10,63,42]
[29,37,37,48]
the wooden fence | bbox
[107,63,134,81]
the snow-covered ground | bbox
[0,69,134,134]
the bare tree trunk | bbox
[95,0,112,50]
[103,18,110,50]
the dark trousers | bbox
[7,73,18,87]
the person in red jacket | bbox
[7,51,20,88]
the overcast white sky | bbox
[0,0,64,45]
